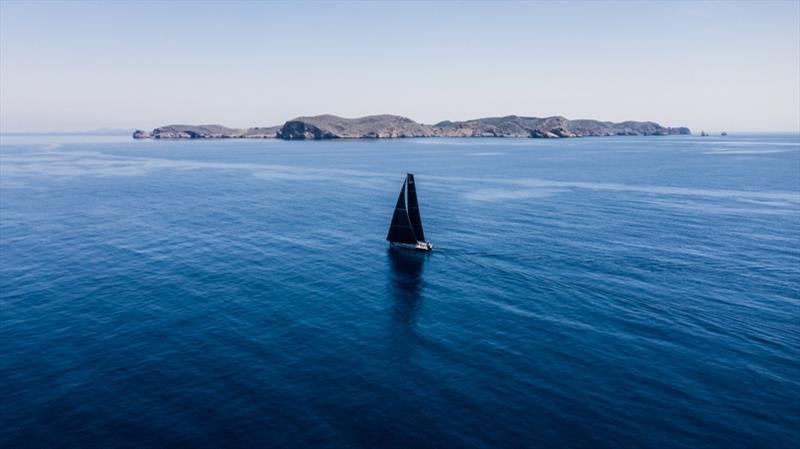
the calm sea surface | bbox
[1,133,799,448]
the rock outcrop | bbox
[134,115,690,140]
[278,115,437,140]
[242,126,282,138]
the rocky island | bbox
[133,114,690,140]
[433,116,690,138]
[279,114,437,139]
[132,124,281,139]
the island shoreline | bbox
[133,114,691,140]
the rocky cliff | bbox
[134,115,690,140]
[278,115,437,140]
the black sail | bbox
[405,174,425,241]
[386,181,418,244]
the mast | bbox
[405,174,425,241]
[386,180,418,244]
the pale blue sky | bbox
[1,1,798,132]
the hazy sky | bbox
[1,1,798,132]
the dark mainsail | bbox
[386,181,418,244]
[405,174,425,241]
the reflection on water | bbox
[387,248,428,359]
[387,248,427,325]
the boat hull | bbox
[390,241,433,251]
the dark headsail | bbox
[386,181,418,244]
[405,174,425,241]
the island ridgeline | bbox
[134,114,690,140]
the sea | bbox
[1,133,798,448]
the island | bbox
[133,114,690,140]
[132,124,281,139]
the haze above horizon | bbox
[1,1,798,133]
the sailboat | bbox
[387,174,433,251]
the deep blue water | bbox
[1,133,799,448]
